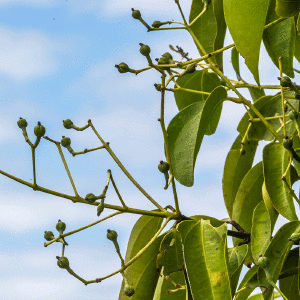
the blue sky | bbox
[0,0,299,299]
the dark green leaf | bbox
[168,86,227,187]
[224,0,271,84]
[263,0,295,78]
[263,143,298,221]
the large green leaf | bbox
[263,0,295,77]
[263,143,298,221]
[228,245,248,296]
[178,220,232,300]
[238,92,299,141]
[248,87,266,102]
[223,135,258,217]
[232,162,264,239]
[168,86,227,187]
[119,214,163,300]
[224,0,271,84]
[251,201,271,264]
[175,70,205,111]
[258,221,300,299]
[189,0,227,70]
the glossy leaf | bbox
[228,245,248,295]
[224,0,271,84]
[174,70,205,111]
[251,201,271,264]
[258,221,300,299]
[223,135,258,217]
[119,214,163,300]
[168,86,227,187]
[263,143,298,221]
[178,220,232,300]
[232,162,264,236]
[263,0,295,78]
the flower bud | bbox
[185,64,196,74]
[115,63,130,74]
[152,21,162,28]
[283,138,293,150]
[63,119,74,129]
[154,84,162,91]
[34,122,46,137]
[124,284,135,297]
[131,8,141,19]
[85,193,97,204]
[139,43,151,56]
[57,256,70,269]
[97,199,105,217]
[61,136,71,148]
[56,219,66,235]
[289,110,298,120]
[44,231,55,241]
[162,52,173,61]
[17,117,28,129]
[288,232,300,242]
[107,229,118,242]
[280,76,293,88]
[158,161,170,174]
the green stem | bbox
[174,0,188,25]
[264,17,287,30]
[267,278,288,300]
[148,26,186,31]
[88,120,165,212]
[21,128,34,147]
[189,6,207,26]
[62,244,65,257]
[66,267,88,285]
[279,57,287,137]
[33,136,41,148]
[72,124,90,131]
[282,178,300,206]
[72,145,105,156]
[110,173,127,208]
[250,115,287,122]
[31,147,37,189]
[172,87,210,95]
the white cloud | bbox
[0,26,65,80]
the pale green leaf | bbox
[263,143,298,221]
[223,135,258,217]
[231,47,241,80]
[168,86,227,187]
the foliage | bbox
[4,0,300,299]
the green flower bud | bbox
[158,56,171,70]
[34,122,46,137]
[185,64,196,74]
[280,76,293,88]
[107,229,118,242]
[63,119,74,129]
[139,43,151,56]
[85,193,97,204]
[154,84,162,91]
[131,8,141,19]
[283,138,293,150]
[61,136,71,147]
[152,21,162,28]
[289,110,298,120]
[97,199,105,217]
[124,284,135,297]
[162,52,173,61]
[17,117,28,129]
[44,231,55,241]
[57,256,70,269]
[56,219,66,235]
[257,255,269,269]
[288,232,300,242]
[116,63,130,74]
[158,161,170,174]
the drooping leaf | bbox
[263,143,298,221]
[258,221,300,299]
[224,0,271,84]
[223,135,258,217]
[228,245,248,296]
[231,47,241,80]
[177,220,232,300]
[119,214,163,300]
[263,0,295,78]
[251,201,271,264]
[168,86,227,187]
[174,70,205,111]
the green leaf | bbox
[119,214,164,300]
[168,86,227,187]
[174,70,205,111]
[248,87,266,102]
[231,47,241,80]
[258,221,300,299]
[228,245,248,296]
[263,0,295,78]
[224,0,271,84]
[276,0,300,17]
[247,292,281,299]
[153,269,187,300]
[232,162,264,236]
[263,143,298,221]
[295,31,300,63]
[223,135,258,217]
[178,220,232,300]
[190,215,225,227]
[189,0,226,70]
[251,201,271,264]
